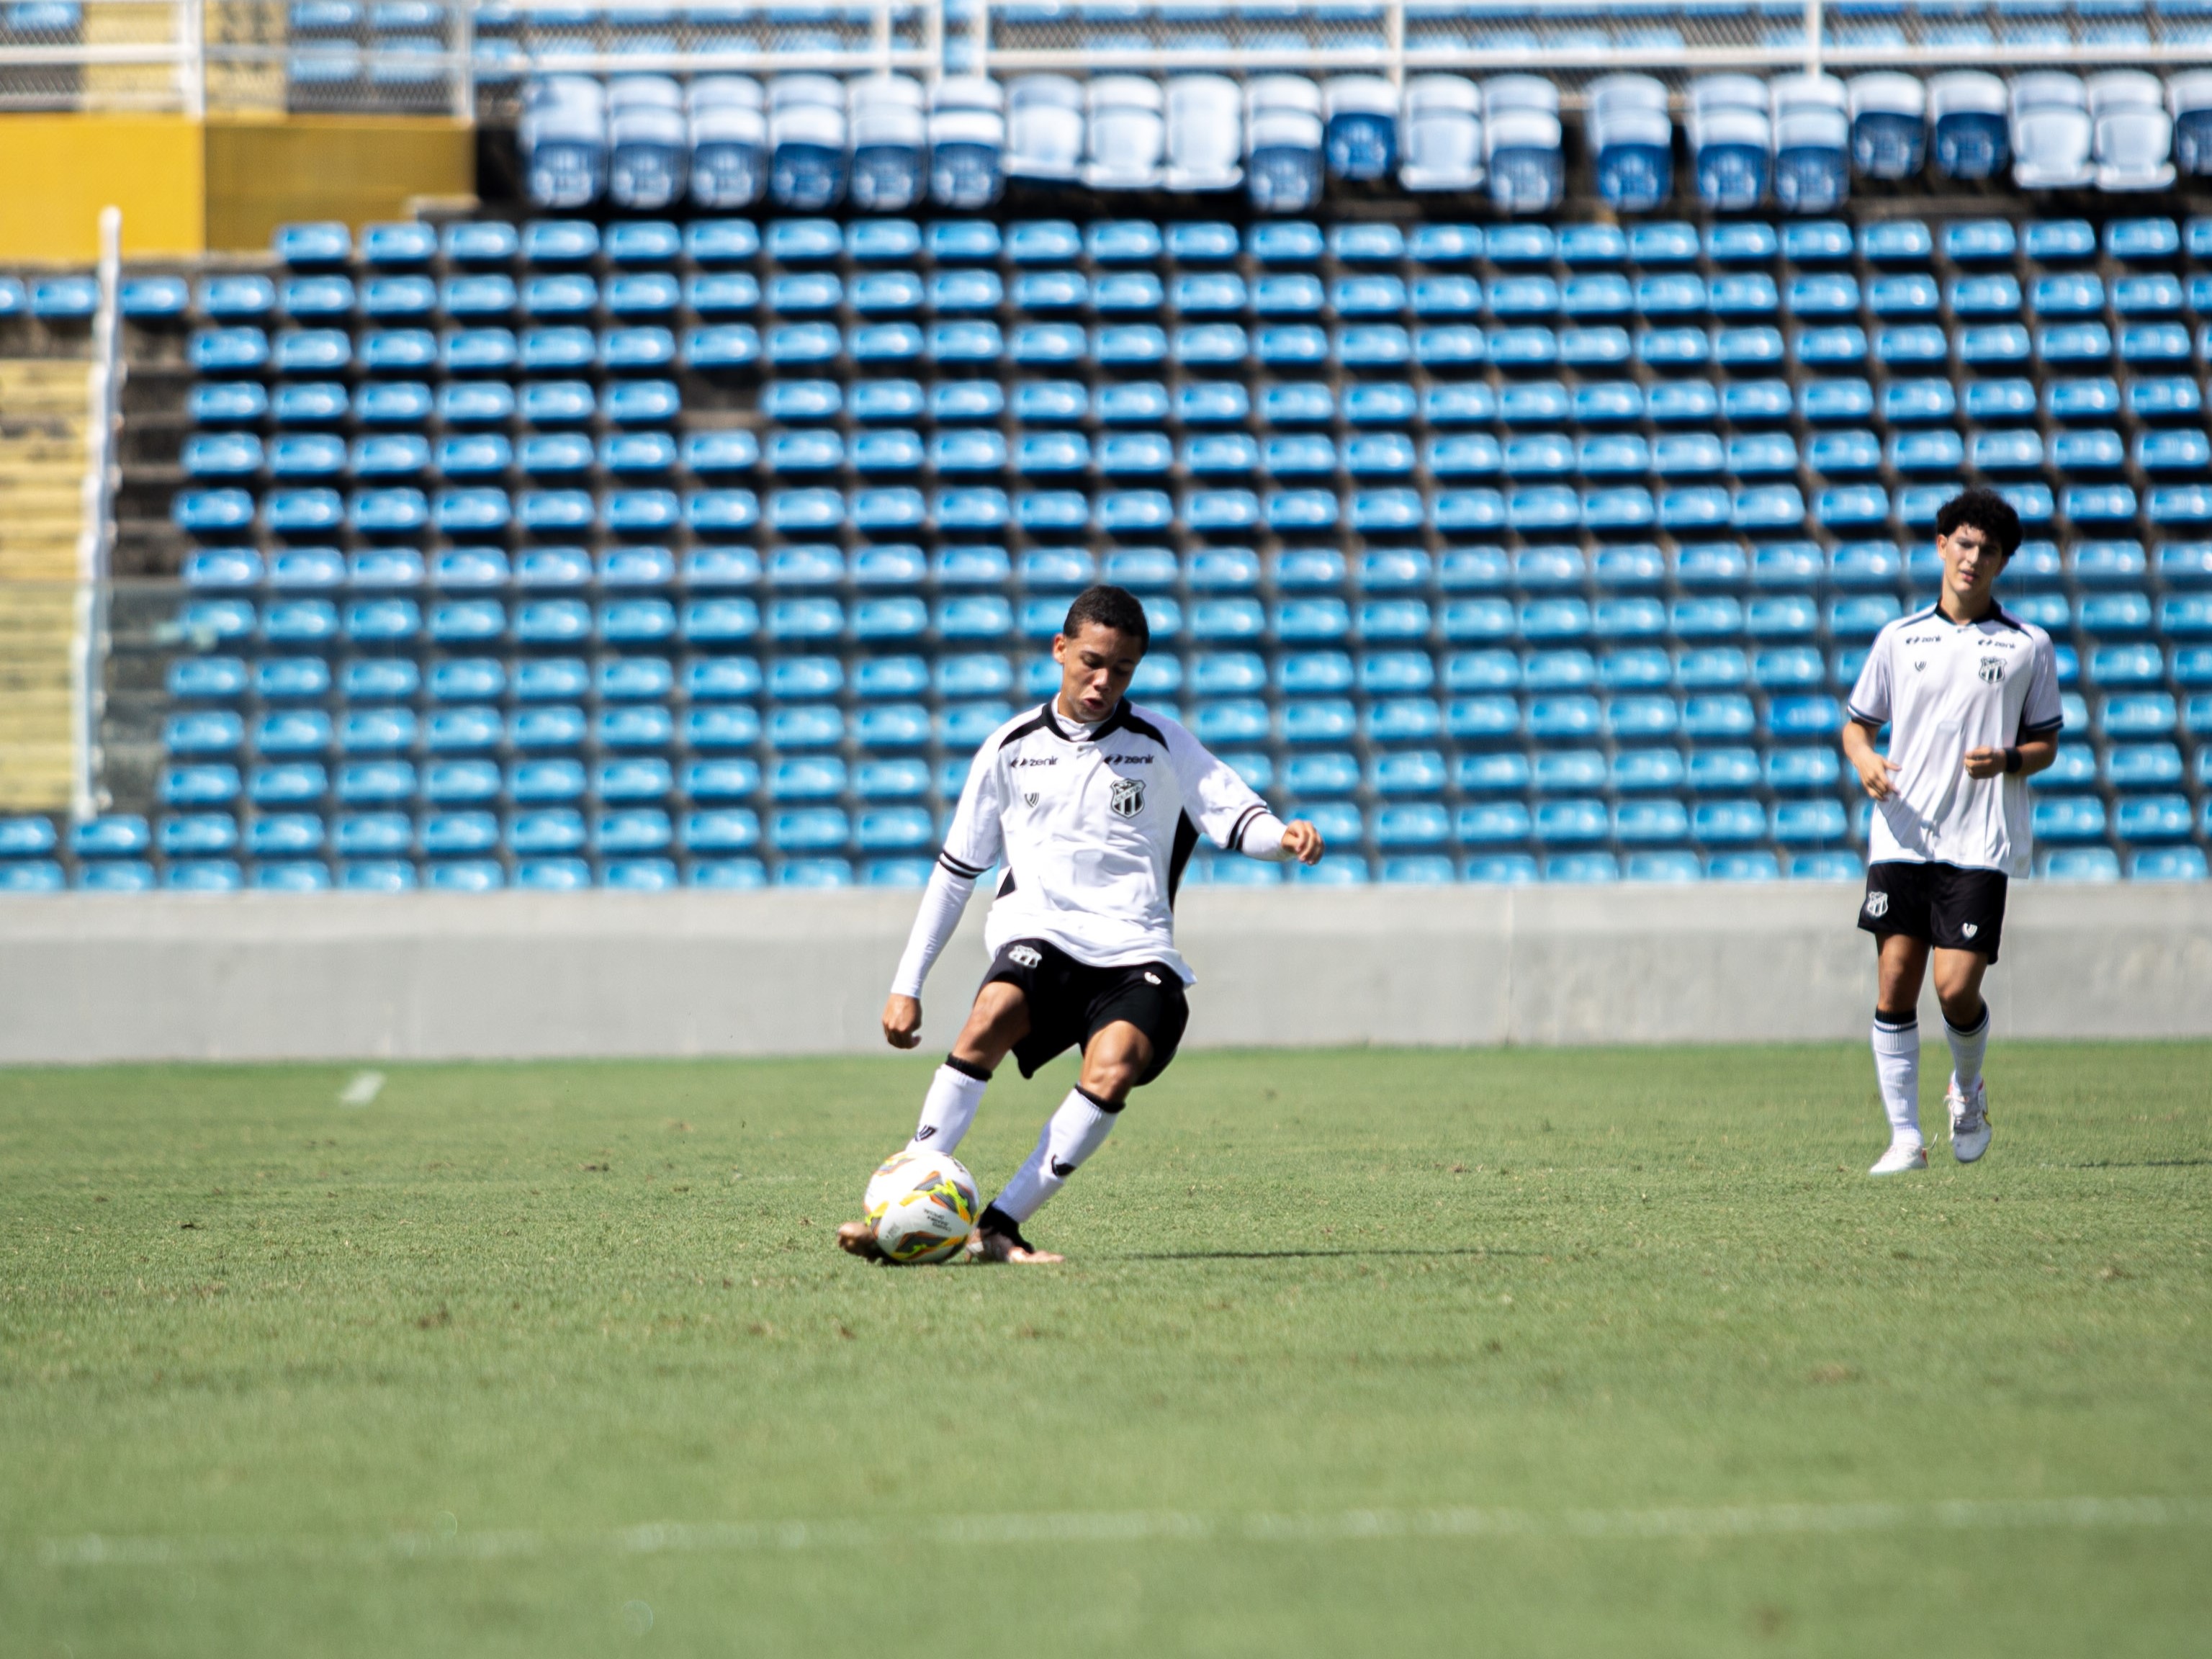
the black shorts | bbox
[981,938,1190,1086]
[1858,860,2009,962]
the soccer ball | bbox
[863,1149,981,1265]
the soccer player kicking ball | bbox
[1841,487,2064,1176]
[838,584,1325,1264]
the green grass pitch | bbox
[4,1042,2208,1657]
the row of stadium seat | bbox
[176,423,2212,484]
[4,849,1993,896]
[501,66,2212,215]
[161,539,2212,593]
[137,738,2212,801]
[153,269,2212,326]
[174,374,2212,437]
[175,318,2212,376]
[243,212,2212,273]
[137,686,2212,745]
[168,482,2212,541]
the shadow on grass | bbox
[2060,1159,2212,1169]
[1111,1246,1537,1262]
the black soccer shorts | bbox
[981,938,1190,1085]
[1857,860,2010,962]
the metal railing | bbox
[71,204,122,824]
[2,3,2209,120]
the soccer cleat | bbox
[969,1205,1063,1264]
[1948,1079,1992,1164]
[1869,1138,1928,1177]
[835,1219,887,1262]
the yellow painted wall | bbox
[0,114,475,261]
[204,117,474,252]
[0,115,205,261]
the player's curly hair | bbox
[1935,487,2023,559]
[1062,584,1151,648]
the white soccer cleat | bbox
[1948,1079,1992,1164]
[1869,1138,1928,1176]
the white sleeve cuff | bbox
[1236,812,1291,861]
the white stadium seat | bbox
[1005,73,1084,181]
[1166,74,1243,192]
[1084,74,1166,190]
[1398,74,1481,192]
[2011,72,2093,189]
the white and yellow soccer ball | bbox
[863,1148,981,1265]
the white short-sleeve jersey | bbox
[1847,602,2064,876]
[934,698,1280,984]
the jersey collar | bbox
[1933,595,2008,629]
[1038,696,1130,743]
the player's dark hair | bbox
[1935,487,2022,559]
[1061,583,1151,649]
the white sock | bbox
[909,1061,989,1154]
[988,1087,1120,1225]
[1872,1013,1921,1145]
[1946,1004,1990,1098]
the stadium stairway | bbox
[0,359,89,814]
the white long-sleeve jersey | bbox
[889,697,1290,997]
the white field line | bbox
[28,1496,2212,1570]
[336,1071,385,1107]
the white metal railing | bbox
[1,2,2209,117]
[71,204,122,826]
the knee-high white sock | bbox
[1872,1012,1921,1145]
[988,1087,1120,1225]
[1945,1004,1990,1097]
[910,1060,990,1154]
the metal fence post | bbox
[72,204,124,824]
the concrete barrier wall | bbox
[4,884,2210,1065]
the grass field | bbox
[3,1041,2209,1658]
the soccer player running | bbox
[1842,487,2064,1176]
[838,584,1326,1264]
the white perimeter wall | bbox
[4,884,2210,1064]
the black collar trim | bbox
[1038,698,1149,745]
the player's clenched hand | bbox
[881,994,922,1050]
[1853,751,1902,801]
[1961,746,2007,779]
[1278,819,1326,865]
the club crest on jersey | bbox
[1108,776,1146,818]
[1022,791,1039,808]
[1978,658,2004,683]
[1864,891,1889,919]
